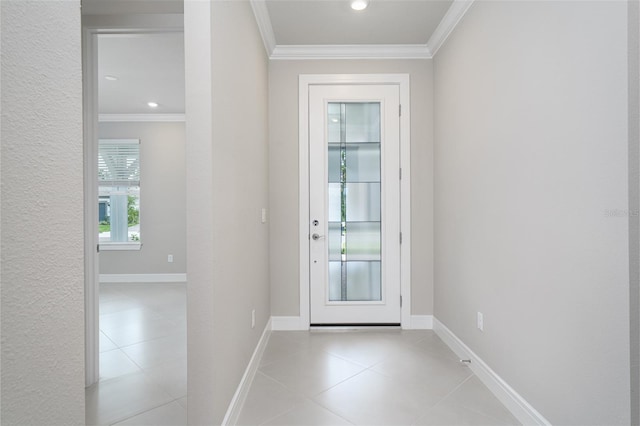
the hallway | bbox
[1,1,636,424]
[237,330,519,425]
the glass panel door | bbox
[309,84,401,325]
[327,102,382,301]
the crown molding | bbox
[426,0,475,56]
[271,44,432,60]
[249,0,276,56]
[249,0,474,60]
[99,113,185,122]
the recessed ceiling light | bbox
[147,102,159,108]
[351,0,368,11]
[104,75,118,81]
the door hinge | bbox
[399,167,402,180]
[399,232,403,244]
[400,295,403,307]
[399,104,402,117]
[97,244,100,253]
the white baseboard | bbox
[99,273,187,283]
[433,318,551,426]
[222,318,272,425]
[408,315,434,329]
[271,316,308,331]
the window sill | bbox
[99,242,142,251]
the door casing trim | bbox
[298,74,411,329]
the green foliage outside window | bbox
[128,195,140,226]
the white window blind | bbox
[98,139,140,186]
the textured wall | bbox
[269,59,434,317]
[434,1,629,424]
[99,122,186,275]
[1,1,85,424]
[186,1,270,423]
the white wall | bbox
[0,1,85,423]
[99,121,186,275]
[269,59,434,317]
[434,1,629,424]
[185,1,270,423]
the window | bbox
[98,139,141,250]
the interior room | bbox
[1,0,638,425]
[84,29,187,425]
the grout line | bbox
[258,397,356,426]
[93,284,187,426]
[426,371,476,411]
[434,375,522,425]
[241,330,510,426]
[256,400,304,426]
[98,331,118,353]
[108,397,186,426]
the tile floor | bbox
[86,285,519,426]
[237,330,521,426]
[86,283,187,426]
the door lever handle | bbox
[311,233,324,241]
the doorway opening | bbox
[83,16,187,424]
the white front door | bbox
[309,84,401,325]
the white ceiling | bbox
[95,0,463,114]
[266,0,453,46]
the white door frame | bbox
[83,25,100,387]
[82,18,183,387]
[299,74,411,329]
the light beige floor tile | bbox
[104,318,184,348]
[262,400,354,426]
[155,307,188,325]
[372,346,473,396]
[143,357,188,399]
[277,330,320,347]
[260,333,309,367]
[176,396,188,410]
[410,333,462,362]
[100,304,162,334]
[99,348,143,380]
[396,329,436,343]
[112,401,187,426]
[259,349,367,397]
[142,293,187,311]
[86,372,174,426]
[313,369,440,425]
[99,298,153,316]
[121,284,186,307]
[121,334,187,369]
[307,331,411,367]
[237,372,307,426]
[100,331,118,353]
[237,331,521,426]
[440,376,520,425]
[93,283,187,425]
[100,308,164,333]
[414,400,510,426]
[98,289,131,305]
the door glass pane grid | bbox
[327,102,382,302]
